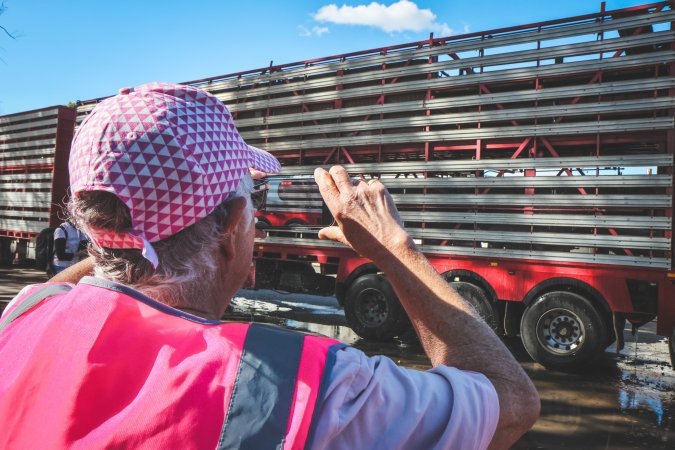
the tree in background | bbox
[1,1,16,40]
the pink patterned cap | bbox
[69,82,281,267]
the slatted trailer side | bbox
[0,107,75,263]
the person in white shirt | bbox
[52,221,88,274]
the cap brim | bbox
[248,144,281,175]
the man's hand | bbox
[314,166,412,260]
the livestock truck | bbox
[2,1,674,369]
[0,107,74,263]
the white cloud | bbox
[298,25,331,37]
[313,26,330,36]
[313,0,452,36]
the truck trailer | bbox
[1,1,673,370]
[0,107,74,263]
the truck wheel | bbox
[446,280,500,335]
[521,291,608,371]
[344,273,410,341]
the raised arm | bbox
[49,257,95,283]
[314,166,540,450]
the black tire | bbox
[255,217,270,230]
[285,219,308,227]
[285,219,308,238]
[344,273,410,341]
[445,279,500,335]
[521,291,609,371]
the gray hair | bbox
[68,175,253,309]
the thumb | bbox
[318,226,348,245]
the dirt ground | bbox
[1,266,673,449]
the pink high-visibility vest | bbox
[0,277,342,450]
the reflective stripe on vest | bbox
[219,323,304,449]
[0,278,340,450]
[0,284,73,332]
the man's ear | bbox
[219,197,249,260]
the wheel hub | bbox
[356,288,388,327]
[536,308,585,355]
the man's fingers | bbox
[328,166,353,194]
[314,167,342,213]
[318,226,347,245]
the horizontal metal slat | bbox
[0,191,51,208]
[0,173,53,182]
[390,193,671,208]
[203,10,675,93]
[407,228,670,250]
[263,117,675,151]
[0,219,46,234]
[0,147,56,161]
[219,32,675,103]
[264,207,322,214]
[272,185,320,193]
[0,127,57,142]
[75,103,95,115]
[242,98,675,140]
[267,195,321,203]
[0,182,52,190]
[0,210,51,219]
[270,191,671,207]
[279,154,674,176]
[0,108,59,125]
[398,211,672,230]
[266,200,324,208]
[418,245,671,269]
[0,156,55,169]
[235,77,675,129]
[255,236,671,268]
[0,117,59,135]
[380,175,673,189]
[266,193,672,227]
[227,51,675,112]
[0,138,56,152]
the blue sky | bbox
[0,0,654,115]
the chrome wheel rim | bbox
[536,308,585,355]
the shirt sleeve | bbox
[310,346,500,450]
[53,227,66,240]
